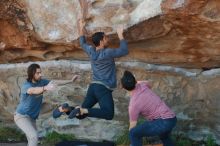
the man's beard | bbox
[33,77,41,82]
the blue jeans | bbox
[82,83,114,120]
[129,117,177,146]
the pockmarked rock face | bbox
[0,61,220,144]
[0,0,220,68]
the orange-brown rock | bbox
[0,0,219,68]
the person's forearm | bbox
[79,25,86,36]
[27,87,44,95]
[78,19,86,36]
[118,34,124,40]
[52,80,73,86]
[129,121,137,131]
[129,125,135,131]
[80,36,91,53]
[118,40,128,55]
[107,40,128,58]
[80,28,84,36]
[80,36,86,46]
[116,25,124,40]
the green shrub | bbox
[41,131,75,146]
[205,135,216,146]
[116,130,130,145]
[0,126,26,142]
[176,139,192,146]
[116,129,150,145]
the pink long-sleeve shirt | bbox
[129,81,175,122]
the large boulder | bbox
[0,0,219,68]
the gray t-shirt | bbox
[16,79,50,119]
[80,36,128,89]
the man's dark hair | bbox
[92,32,105,47]
[27,63,40,82]
[121,70,137,91]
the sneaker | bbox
[76,113,88,120]
[68,108,81,119]
[53,103,70,118]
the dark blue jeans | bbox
[81,83,114,120]
[129,117,177,146]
